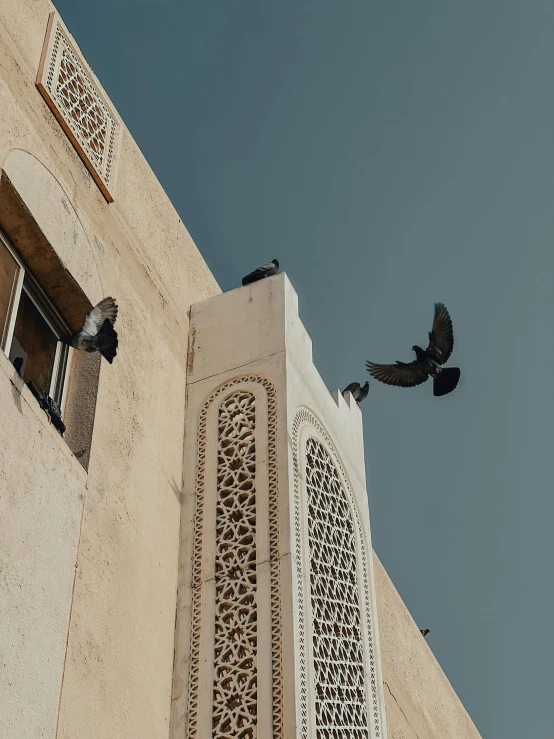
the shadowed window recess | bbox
[0,229,69,406]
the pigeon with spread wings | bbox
[59,297,119,363]
[366,303,460,397]
[241,259,279,286]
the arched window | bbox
[0,150,104,468]
[0,228,70,404]
[292,408,385,739]
[181,376,282,739]
[305,436,369,738]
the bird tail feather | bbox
[242,272,262,286]
[97,318,118,363]
[433,367,460,397]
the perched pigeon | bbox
[59,297,118,363]
[242,259,279,286]
[366,303,460,397]
[27,380,66,436]
[342,381,370,406]
[12,356,23,377]
[420,629,430,638]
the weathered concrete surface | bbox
[0,2,220,738]
[374,553,482,739]
[0,349,86,739]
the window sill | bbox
[0,349,87,481]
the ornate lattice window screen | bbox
[186,377,282,739]
[306,436,370,739]
[37,13,121,202]
[212,392,258,738]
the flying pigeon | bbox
[26,380,66,436]
[242,259,279,286]
[342,381,369,406]
[59,297,118,363]
[366,303,460,397]
[420,629,430,638]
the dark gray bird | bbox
[366,303,460,397]
[26,380,66,436]
[242,259,279,286]
[342,381,370,406]
[59,297,118,363]
[420,628,430,638]
[12,356,23,377]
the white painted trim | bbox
[0,229,24,353]
[0,228,70,404]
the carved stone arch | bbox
[0,148,103,329]
[292,407,385,739]
[187,375,282,739]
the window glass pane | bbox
[9,289,58,393]
[0,239,20,346]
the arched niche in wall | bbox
[292,407,386,739]
[0,149,102,329]
[0,150,104,469]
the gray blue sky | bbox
[55,1,554,737]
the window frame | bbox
[0,229,24,352]
[0,228,71,405]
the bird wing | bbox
[45,395,62,418]
[242,262,277,284]
[426,302,454,364]
[342,382,360,395]
[366,360,428,388]
[259,261,277,271]
[26,380,48,409]
[80,297,118,338]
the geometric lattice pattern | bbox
[37,14,120,201]
[292,408,383,739]
[305,437,369,739]
[187,376,282,739]
[212,392,257,738]
[57,49,109,169]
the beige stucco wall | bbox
[374,553,482,739]
[0,2,219,738]
[0,349,86,739]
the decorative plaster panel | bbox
[187,376,282,739]
[292,409,384,739]
[36,12,121,202]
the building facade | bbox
[0,4,481,739]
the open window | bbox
[0,151,105,471]
[0,229,70,406]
